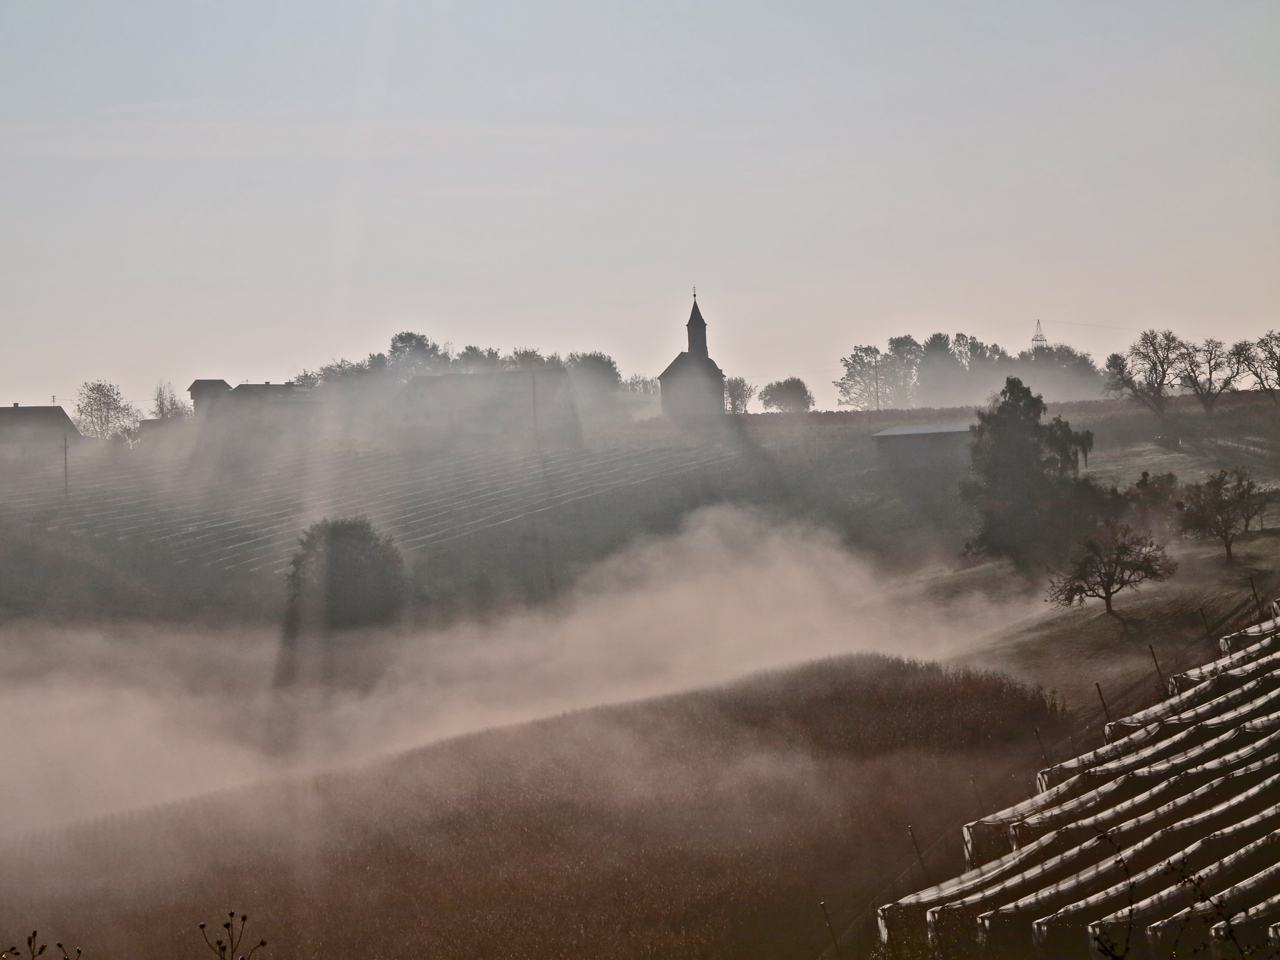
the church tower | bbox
[659,293,725,422]
[687,298,708,358]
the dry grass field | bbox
[0,655,1060,960]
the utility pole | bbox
[874,354,880,412]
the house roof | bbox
[187,380,231,394]
[871,421,972,438]
[0,405,81,440]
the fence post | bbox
[907,825,928,884]
[819,902,843,959]
[1096,682,1111,723]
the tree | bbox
[1047,521,1177,614]
[1175,338,1241,415]
[962,377,1103,571]
[277,516,407,687]
[760,377,815,412]
[504,347,563,370]
[916,333,966,408]
[622,374,659,395]
[1231,332,1280,403]
[724,376,757,414]
[565,352,622,392]
[1233,467,1274,532]
[1105,329,1184,421]
[455,345,503,373]
[1181,468,1266,560]
[73,380,141,440]
[150,381,192,420]
[1012,343,1105,402]
[1124,470,1181,538]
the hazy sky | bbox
[1,1,1276,410]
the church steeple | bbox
[686,293,708,358]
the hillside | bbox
[0,654,1060,960]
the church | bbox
[658,295,725,421]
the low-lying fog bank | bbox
[0,505,1045,834]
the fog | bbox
[0,505,1041,836]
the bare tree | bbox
[1231,332,1280,403]
[1175,338,1241,415]
[760,377,815,413]
[1047,521,1177,614]
[1230,466,1273,533]
[150,381,192,420]
[724,376,757,414]
[622,373,659,395]
[1181,468,1263,560]
[1105,329,1184,421]
[73,380,141,441]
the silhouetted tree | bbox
[760,377,815,412]
[455,344,503,373]
[565,352,622,392]
[1181,469,1265,560]
[73,380,141,441]
[504,347,563,370]
[962,377,1104,571]
[150,381,192,420]
[622,374,659,395]
[1175,338,1241,415]
[1047,521,1177,614]
[834,336,922,409]
[916,333,966,407]
[724,376,757,414]
[277,516,406,687]
[1124,470,1181,538]
[1231,332,1280,403]
[1105,329,1184,421]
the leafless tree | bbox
[1231,332,1280,403]
[1181,468,1266,560]
[1175,338,1241,415]
[724,376,757,414]
[1105,329,1185,421]
[622,373,659,395]
[1047,521,1177,614]
[73,380,141,441]
[150,381,192,420]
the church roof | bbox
[688,299,705,327]
[658,351,724,382]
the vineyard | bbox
[877,608,1280,959]
[0,443,741,576]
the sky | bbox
[1,1,1277,411]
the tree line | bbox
[834,328,1280,415]
[966,377,1274,615]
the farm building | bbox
[0,404,82,458]
[659,296,725,422]
[875,608,1280,959]
[872,422,973,472]
[187,379,318,427]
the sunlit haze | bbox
[2,1,1276,409]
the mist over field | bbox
[0,506,1043,836]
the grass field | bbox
[0,654,1061,960]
